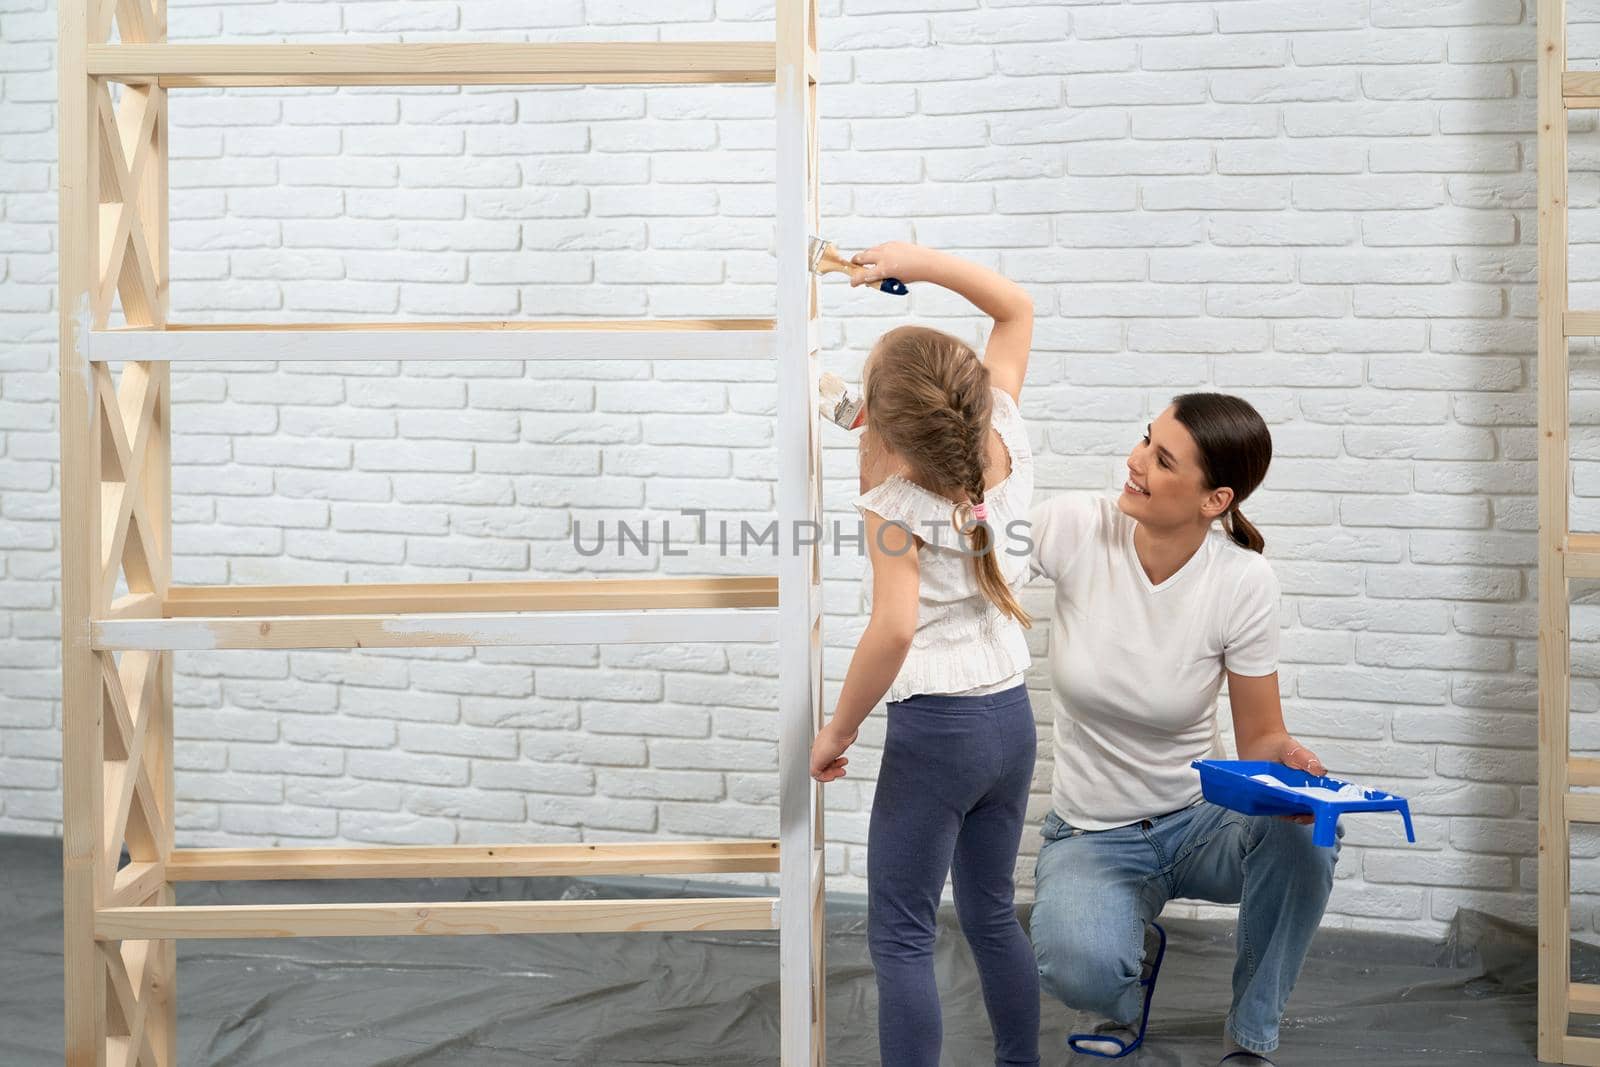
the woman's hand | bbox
[850,241,932,288]
[811,719,858,783]
[1276,735,1326,826]
[1278,736,1327,777]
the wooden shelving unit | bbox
[56,3,827,1063]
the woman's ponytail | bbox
[1224,505,1265,554]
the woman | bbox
[1027,394,1337,1067]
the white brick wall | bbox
[0,0,1580,939]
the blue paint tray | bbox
[1191,759,1416,848]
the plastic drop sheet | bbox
[0,834,1568,1065]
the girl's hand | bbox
[811,720,858,782]
[850,241,931,287]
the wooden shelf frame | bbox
[1540,2,1600,1063]
[57,3,827,1065]
[87,42,786,87]
[160,839,782,882]
[1564,71,1600,109]
[96,897,783,941]
[93,577,784,650]
[103,841,787,941]
[84,318,799,363]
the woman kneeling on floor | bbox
[1028,395,1338,1067]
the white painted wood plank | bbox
[777,1,823,1064]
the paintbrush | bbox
[819,371,866,430]
[807,236,909,295]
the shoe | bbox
[1070,1021,1140,1058]
[1067,922,1166,1059]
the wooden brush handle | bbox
[815,245,908,295]
[813,244,859,278]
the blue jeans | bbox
[1030,801,1339,1056]
[868,684,1041,1067]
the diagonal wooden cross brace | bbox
[100,650,164,878]
[96,0,160,48]
[104,938,161,1067]
[94,360,162,608]
[94,80,162,327]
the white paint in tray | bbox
[1250,773,1371,803]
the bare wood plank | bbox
[109,862,167,908]
[104,592,161,619]
[1561,71,1600,97]
[95,606,779,651]
[1565,1034,1600,1066]
[60,0,112,1060]
[146,886,177,1067]
[110,0,151,50]
[172,73,767,88]
[102,941,159,1067]
[167,840,780,881]
[163,576,778,617]
[1564,310,1600,335]
[87,43,777,86]
[88,318,778,362]
[1568,792,1600,823]
[1539,1,1573,1060]
[138,17,178,1059]
[165,319,773,332]
[92,84,140,321]
[1573,981,1600,1015]
[1569,534,1600,579]
[93,361,162,607]
[1574,758,1600,787]
[96,897,781,940]
[94,82,162,328]
[100,652,162,873]
[1567,71,1600,98]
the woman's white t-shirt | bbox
[1028,493,1281,831]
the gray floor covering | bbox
[0,833,1567,1065]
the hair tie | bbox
[971,501,988,522]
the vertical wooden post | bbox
[804,3,826,1058]
[62,0,176,1061]
[777,0,825,1063]
[1538,0,1572,1061]
[59,0,108,1060]
[141,7,178,1061]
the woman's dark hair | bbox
[1169,393,1272,554]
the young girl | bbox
[809,241,1039,1067]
